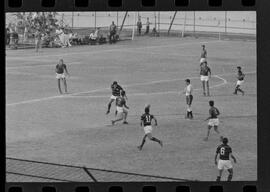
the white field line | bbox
[6,62,82,70]
[6,71,256,106]
[61,75,228,98]
[6,40,220,61]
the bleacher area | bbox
[6,37,257,181]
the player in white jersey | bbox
[182,79,193,119]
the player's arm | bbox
[208,67,211,78]
[215,147,220,165]
[123,100,129,109]
[140,118,143,127]
[55,66,58,73]
[214,153,219,165]
[64,65,70,76]
[216,108,220,116]
[230,153,237,163]
[153,116,158,126]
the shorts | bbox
[116,106,123,113]
[200,58,206,63]
[186,95,193,105]
[110,95,117,100]
[208,118,219,127]
[200,75,209,82]
[56,73,65,79]
[218,160,233,170]
[144,125,153,134]
[236,80,244,86]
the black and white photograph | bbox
[6,11,256,182]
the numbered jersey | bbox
[200,65,211,76]
[216,144,232,160]
[116,96,125,107]
[55,64,67,74]
[141,113,154,126]
[111,84,123,96]
[209,106,220,119]
[237,70,245,81]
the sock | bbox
[227,174,233,181]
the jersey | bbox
[200,65,211,76]
[111,84,123,96]
[237,70,245,81]
[185,84,193,96]
[201,49,207,58]
[209,106,220,119]
[141,113,154,126]
[216,144,232,160]
[116,96,126,107]
[55,64,67,74]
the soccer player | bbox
[200,61,211,96]
[182,79,193,119]
[200,44,207,64]
[233,66,245,95]
[106,81,125,115]
[215,137,237,181]
[55,59,69,94]
[111,91,129,125]
[35,29,42,52]
[137,107,163,150]
[204,100,222,141]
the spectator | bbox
[23,27,29,42]
[109,21,117,44]
[35,29,42,52]
[145,17,150,35]
[137,17,142,35]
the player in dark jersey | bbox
[200,61,211,96]
[204,100,223,141]
[137,107,163,150]
[233,66,245,95]
[200,44,207,64]
[215,137,237,181]
[55,59,69,94]
[111,91,129,125]
[106,81,126,115]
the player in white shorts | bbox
[55,59,69,94]
[111,91,129,125]
[215,137,237,181]
[204,100,223,141]
[233,66,245,95]
[182,79,193,119]
[137,106,163,150]
[200,61,211,96]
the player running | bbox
[204,100,222,141]
[182,79,193,119]
[233,66,245,96]
[200,44,207,64]
[111,91,129,125]
[137,107,163,150]
[55,59,69,94]
[200,61,211,96]
[215,137,237,181]
[106,81,126,115]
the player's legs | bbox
[57,79,62,94]
[123,109,128,124]
[227,168,233,181]
[107,98,115,114]
[204,125,212,141]
[147,133,163,147]
[202,81,206,96]
[112,112,124,125]
[206,80,210,96]
[63,78,67,93]
[138,134,147,150]
[216,169,223,181]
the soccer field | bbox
[6,36,257,181]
